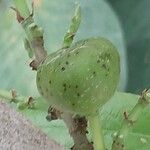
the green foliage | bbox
[13,92,150,150]
[108,0,150,93]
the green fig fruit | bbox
[36,37,120,116]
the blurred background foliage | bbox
[0,0,149,96]
[108,0,150,94]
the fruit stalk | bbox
[88,115,105,150]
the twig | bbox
[46,106,62,121]
[0,89,35,110]
[11,0,47,70]
[111,89,150,150]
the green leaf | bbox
[101,92,150,150]
[17,92,150,150]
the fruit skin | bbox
[36,37,120,116]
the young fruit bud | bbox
[36,37,120,116]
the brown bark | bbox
[62,113,93,150]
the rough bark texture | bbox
[62,113,93,150]
[0,100,64,150]
[46,106,93,150]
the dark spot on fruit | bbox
[97,60,100,63]
[77,93,80,97]
[61,67,65,71]
[102,64,107,69]
[105,73,109,77]
[64,87,67,91]
[63,83,66,87]
[113,140,116,144]
[63,83,67,91]
[75,85,78,88]
[76,51,79,55]
[93,71,96,75]
[37,77,40,81]
[122,144,124,148]
[66,61,69,65]
[49,80,51,84]
[72,103,75,106]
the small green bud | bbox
[62,4,81,48]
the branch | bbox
[11,0,47,70]
[62,113,93,150]
[0,89,35,110]
[111,89,150,150]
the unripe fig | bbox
[36,37,120,116]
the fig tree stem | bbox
[88,115,105,150]
[0,89,35,110]
[0,89,26,104]
[12,0,47,70]
[0,89,29,103]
